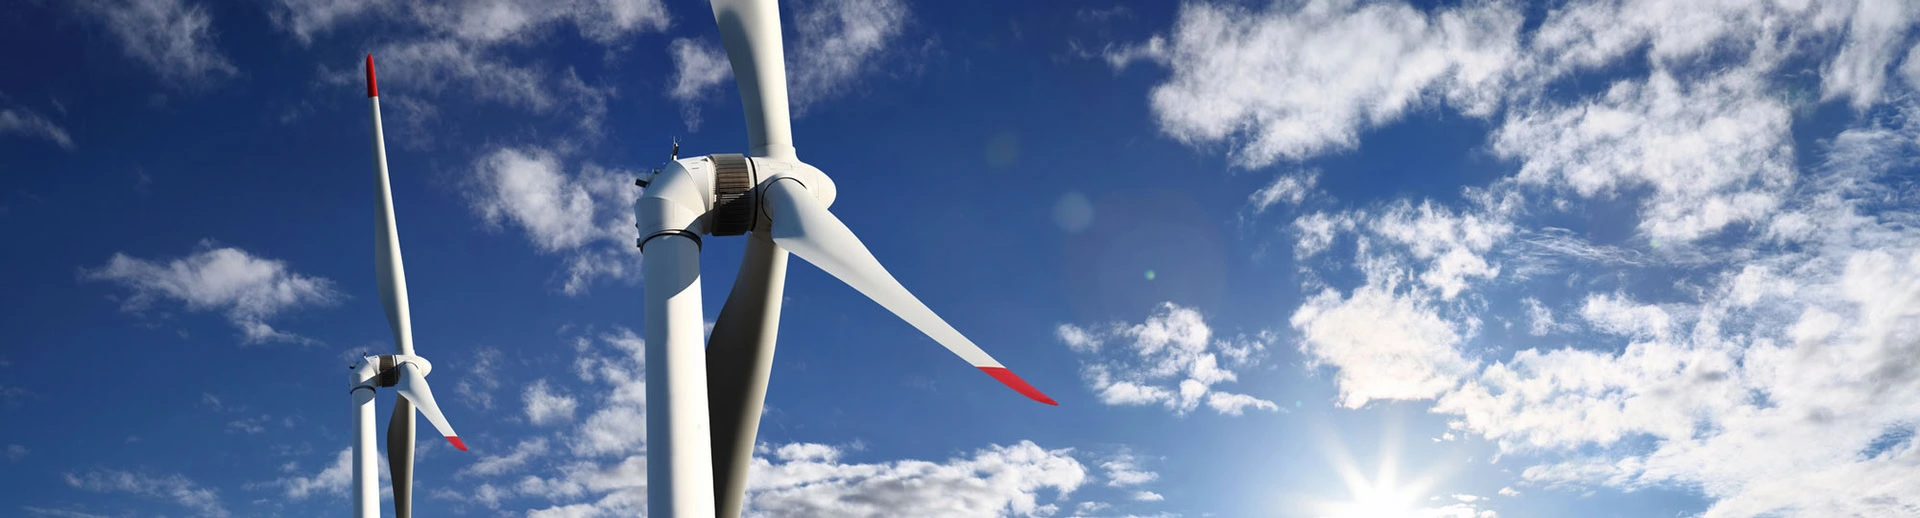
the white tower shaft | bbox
[644,234,715,518]
[351,363,379,518]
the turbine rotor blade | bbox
[393,362,465,451]
[368,54,416,357]
[386,400,415,518]
[711,0,795,159]
[762,179,1056,405]
[707,235,789,517]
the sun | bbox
[1299,417,1453,518]
[1316,479,1422,518]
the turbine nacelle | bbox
[349,354,436,389]
[635,154,837,244]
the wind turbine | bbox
[348,54,468,518]
[634,1,1058,516]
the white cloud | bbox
[267,0,381,44]
[293,0,650,140]
[1058,303,1279,415]
[226,414,273,434]
[1130,490,1164,502]
[1820,0,1920,109]
[73,0,237,87]
[468,147,641,295]
[1292,211,1355,259]
[276,0,667,46]
[1521,298,1562,336]
[6,444,26,461]
[20,507,110,518]
[65,469,229,517]
[745,441,1086,518]
[1401,123,1920,516]
[457,347,504,410]
[264,447,354,500]
[462,438,551,478]
[1368,199,1514,300]
[404,0,668,46]
[1292,260,1472,408]
[786,0,910,113]
[438,327,1125,518]
[1108,0,1522,168]
[668,38,733,131]
[1246,170,1318,215]
[525,379,580,425]
[572,405,647,457]
[1100,452,1157,487]
[0,107,75,150]
[1492,68,1795,244]
[84,241,342,344]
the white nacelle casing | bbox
[349,354,434,391]
[635,155,836,243]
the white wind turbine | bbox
[348,55,468,518]
[635,1,1058,516]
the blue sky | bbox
[4,0,1920,516]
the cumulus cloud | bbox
[1058,303,1279,415]
[260,448,354,499]
[0,106,75,150]
[746,441,1086,518]
[467,147,641,295]
[1276,30,1920,518]
[431,327,1112,518]
[1100,452,1158,487]
[1106,0,1522,168]
[1292,272,1472,409]
[1367,199,1514,299]
[524,379,580,425]
[73,0,237,87]
[66,469,229,517]
[83,241,341,344]
[1493,68,1795,244]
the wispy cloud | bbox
[65,469,229,517]
[82,240,342,344]
[73,0,237,87]
[668,37,732,131]
[0,107,75,150]
[786,0,911,113]
[460,438,550,478]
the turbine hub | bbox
[709,154,756,236]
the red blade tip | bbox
[979,367,1058,406]
[446,436,466,451]
[365,54,378,98]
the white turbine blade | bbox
[711,0,795,159]
[368,54,416,356]
[393,362,466,451]
[763,180,1056,405]
[707,236,789,518]
[386,400,416,518]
